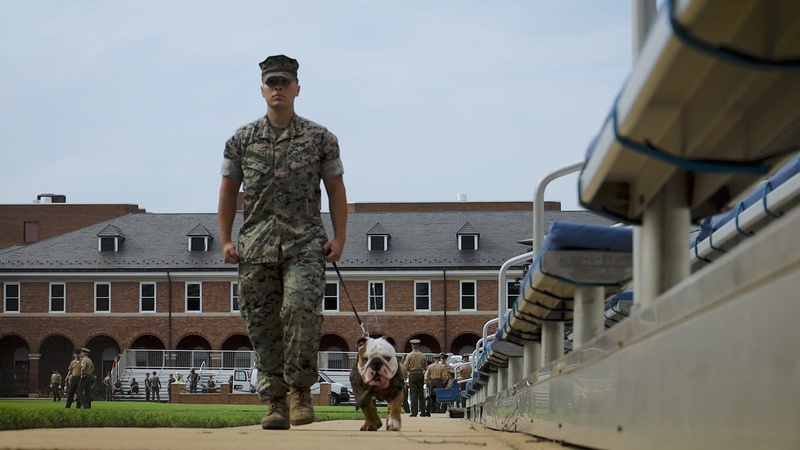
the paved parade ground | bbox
[0,415,565,450]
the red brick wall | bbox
[1,275,506,394]
[0,204,146,250]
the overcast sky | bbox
[0,1,637,213]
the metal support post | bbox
[508,356,523,388]
[573,286,606,349]
[497,367,508,392]
[634,174,691,307]
[541,322,564,367]
[523,341,541,379]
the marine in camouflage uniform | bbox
[218,54,348,430]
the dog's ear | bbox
[356,336,368,350]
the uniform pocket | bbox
[242,158,271,190]
[288,150,320,171]
[243,157,270,175]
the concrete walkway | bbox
[0,415,565,450]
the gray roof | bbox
[0,210,613,272]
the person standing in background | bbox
[144,372,151,402]
[151,371,162,402]
[103,372,113,401]
[188,369,199,394]
[457,354,472,408]
[424,354,447,415]
[64,350,82,409]
[50,369,62,402]
[77,347,94,409]
[402,339,427,417]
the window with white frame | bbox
[95,282,111,313]
[4,283,20,313]
[189,236,210,252]
[368,281,385,311]
[458,235,478,250]
[50,283,66,313]
[186,282,202,312]
[140,282,156,312]
[460,280,476,311]
[414,281,431,311]
[99,237,119,252]
[323,282,339,312]
[231,282,239,312]
[506,281,520,310]
[368,235,387,251]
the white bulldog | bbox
[350,336,404,431]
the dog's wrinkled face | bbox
[357,337,398,390]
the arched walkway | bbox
[220,334,252,368]
[84,335,121,380]
[0,335,30,397]
[129,335,166,367]
[38,334,75,393]
[403,333,440,354]
[175,335,211,368]
[319,334,350,370]
[449,332,480,356]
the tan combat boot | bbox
[288,387,315,426]
[261,396,290,430]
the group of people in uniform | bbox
[401,339,473,416]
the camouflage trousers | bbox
[238,250,325,402]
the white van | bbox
[231,368,352,405]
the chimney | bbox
[36,193,67,204]
[456,194,468,202]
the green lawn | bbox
[0,400,377,431]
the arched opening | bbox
[129,335,166,367]
[175,335,211,369]
[403,333,440,356]
[84,335,121,380]
[0,335,30,397]
[449,332,480,356]
[220,334,253,368]
[319,334,350,371]
[38,334,75,394]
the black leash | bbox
[332,262,369,338]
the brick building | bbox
[0,193,146,250]
[0,199,612,396]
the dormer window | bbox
[189,236,210,252]
[366,223,390,252]
[187,224,213,252]
[99,237,120,252]
[97,225,125,253]
[459,235,478,250]
[457,222,479,250]
[369,235,387,251]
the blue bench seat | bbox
[579,0,800,224]
[505,221,633,342]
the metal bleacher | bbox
[466,1,800,449]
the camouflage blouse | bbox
[221,114,344,264]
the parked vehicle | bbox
[231,368,352,405]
